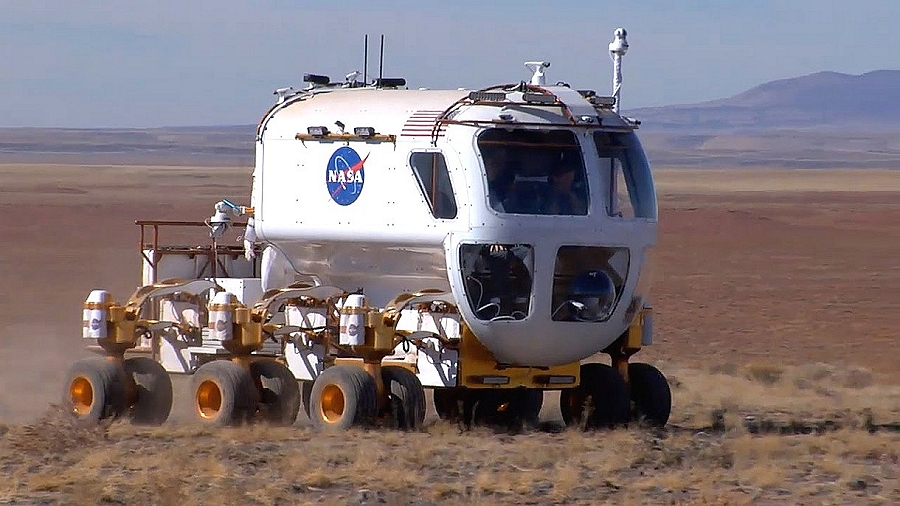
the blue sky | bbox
[1,1,897,128]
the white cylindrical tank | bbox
[208,291,239,341]
[83,290,113,339]
[339,294,368,346]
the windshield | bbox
[478,129,588,216]
[594,131,657,220]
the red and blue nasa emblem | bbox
[326,146,367,206]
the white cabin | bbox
[249,80,658,367]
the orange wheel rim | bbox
[320,384,345,423]
[196,380,223,419]
[70,377,94,415]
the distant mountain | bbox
[2,72,899,169]
[623,71,900,168]
[0,125,255,166]
[628,70,900,132]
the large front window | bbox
[478,129,588,216]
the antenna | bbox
[608,28,629,114]
[378,35,385,84]
[524,61,551,85]
[363,35,368,84]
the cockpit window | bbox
[594,131,657,220]
[478,129,588,216]
[460,243,533,321]
[409,152,458,219]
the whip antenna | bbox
[379,34,385,83]
[608,28,629,114]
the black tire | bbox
[473,389,544,431]
[191,360,258,427]
[628,362,672,427]
[433,387,464,421]
[124,357,173,426]
[299,380,314,419]
[249,359,301,426]
[381,366,426,430]
[512,389,544,431]
[309,365,378,431]
[62,357,127,426]
[560,363,630,429]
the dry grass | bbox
[663,360,900,434]
[2,164,900,503]
[2,365,898,505]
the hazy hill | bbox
[626,70,900,168]
[2,71,899,168]
[628,70,900,132]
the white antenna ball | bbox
[609,27,629,56]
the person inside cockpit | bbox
[484,150,515,212]
[542,163,587,215]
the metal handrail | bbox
[136,220,255,283]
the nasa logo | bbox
[215,320,227,332]
[326,146,367,206]
[90,318,101,331]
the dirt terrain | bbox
[1,164,898,504]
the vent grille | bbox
[400,110,446,138]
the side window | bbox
[610,158,635,218]
[595,143,633,218]
[410,152,458,219]
[595,131,656,220]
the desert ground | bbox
[1,163,898,504]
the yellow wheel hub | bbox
[320,384,345,423]
[69,377,94,415]
[196,380,223,419]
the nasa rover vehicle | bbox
[65,29,671,431]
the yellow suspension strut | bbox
[360,289,455,408]
[608,304,654,385]
[208,284,349,361]
[84,278,221,358]
[84,278,221,407]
